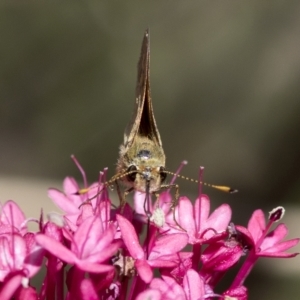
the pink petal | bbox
[74,216,103,258]
[136,289,161,300]
[0,273,23,300]
[35,234,77,264]
[178,197,196,237]
[23,234,44,278]
[0,239,11,279]
[134,192,152,214]
[48,188,79,215]
[158,191,173,215]
[24,247,44,278]
[149,233,188,259]
[76,260,113,273]
[0,224,18,235]
[116,214,144,259]
[149,253,192,269]
[93,224,116,253]
[86,183,104,205]
[204,203,232,233]
[194,195,210,229]
[80,279,99,300]
[135,259,153,283]
[149,278,170,295]
[43,222,63,242]
[164,208,178,228]
[0,270,9,282]
[0,234,27,271]
[1,200,26,230]
[63,177,80,196]
[248,209,266,243]
[98,200,111,224]
[151,275,185,298]
[260,238,300,255]
[202,242,243,271]
[76,203,94,225]
[88,241,121,264]
[259,251,299,258]
[183,269,205,300]
[63,216,78,232]
[13,235,28,269]
[148,256,181,268]
[260,223,288,250]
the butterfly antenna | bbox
[161,170,238,194]
[75,169,138,203]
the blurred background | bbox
[0,0,300,298]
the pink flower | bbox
[116,214,189,283]
[0,201,27,235]
[231,208,300,289]
[48,177,108,226]
[36,216,119,274]
[236,208,299,258]
[149,270,205,300]
[201,239,244,274]
[36,216,120,299]
[0,232,44,299]
[0,233,43,280]
[165,195,231,245]
[1,156,299,300]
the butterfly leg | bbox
[118,184,134,214]
[160,184,185,232]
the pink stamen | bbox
[71,154,88,188]
[198,166,204,199]
[9,204,16,270]
[255,219,274,252]
[196,166,204,233]
[169,160,188,185]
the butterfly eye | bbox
[159,166,167,183]
[126,165,138,182]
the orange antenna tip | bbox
[211,185,238,193]
[77,188,90,195]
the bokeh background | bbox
[1,0,300,299]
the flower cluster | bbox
[0,159,299,300]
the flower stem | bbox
[45,255,57,300]
[56,263,64,300]
[192,243,202,270]
[230,251,258,289]
[68,266,84,300]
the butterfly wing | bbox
[123,29,163,151]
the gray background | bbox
[0,1,300,299]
